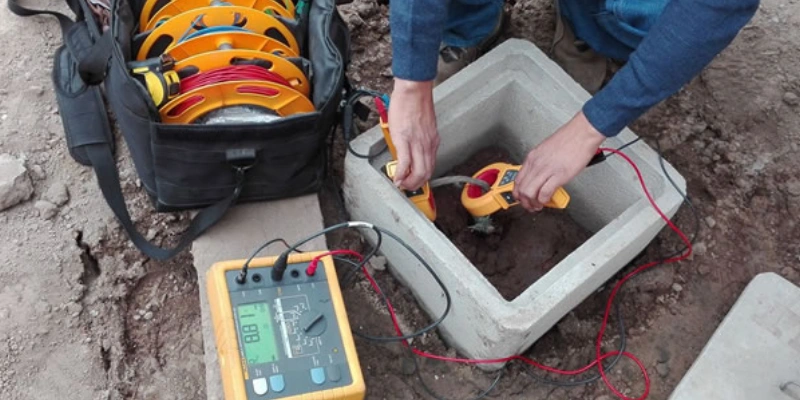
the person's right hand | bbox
[388,79,440,191]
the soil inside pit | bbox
[433,146,593,301]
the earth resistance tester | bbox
[207,252,365,399]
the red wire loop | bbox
[180,64,293,93]
[356,146,692,400]
[306,250,364,276]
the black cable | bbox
[353,226,452,343]
[270,222,453,342]
[334,256,505,400]
[411,350,505,400]
[614,137,642,153]
[236,238,294,284]
[654,138,701,258]
[522,302,626,387]
[342,88,389,159]
[335,252,626,393]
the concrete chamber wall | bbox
[343,39,686,368]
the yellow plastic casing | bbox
[143,0,295,32]
[159,80,314,124]
[206,252,366,400]
[159,31,296,62]
[382,160,437,221]
[137,6,300,61]
[175,49,311,96]
[378,121,397,160]
[132,67,181,108]
[461,162,570,217]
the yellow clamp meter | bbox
[381,160,437,221]
[207,252,365,399]
[461,162,571,217]
[374,95,437,221]
[129,55,181,108]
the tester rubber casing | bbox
[207,252,365,400]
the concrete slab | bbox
[190,195,327,399]
[343,39,686,367]
[670,272,800,400]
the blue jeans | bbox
[445,0,669,60]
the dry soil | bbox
[1,0,799,399]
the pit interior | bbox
[369,57,663,302]
[432,146,593,301]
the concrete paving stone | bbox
[669,272,800,400]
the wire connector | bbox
[235,269,248,284]
[347,221,375,229]
[271,252,290,281]
[587,149,606,167]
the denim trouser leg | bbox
[558,0,669,60]
[443,0,504,48]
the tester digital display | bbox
[207,251,365,400]
[237,303,279,366]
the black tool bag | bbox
[8,0,351,260]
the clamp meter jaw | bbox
[207,252,365,400]
[461,162,570,217]
[382,160,437,221]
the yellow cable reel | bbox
[175,49,310,97]
[160,80,314,124]
[143,0,295,32]
[149,30,297,63]
[140,0,296,31]
[137,6,300,61]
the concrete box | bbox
[342,39,686,365]
[669,272,800,400]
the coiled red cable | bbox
[180,64,293,93]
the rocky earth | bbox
[1,0,798,399]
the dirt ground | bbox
[0,0,798,399]
[432,146,592,301]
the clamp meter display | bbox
[207,252,365,399]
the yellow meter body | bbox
[382,160,437,221]
[207,252,365,400]
[461,162,570,217]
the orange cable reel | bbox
[137,6,299,60]
[155,30,297,63]
[141,0,295,32]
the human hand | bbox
[388,79,440,190]
[513,111,606,211]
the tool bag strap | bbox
[85,144,249,260]
[8,0,247,260]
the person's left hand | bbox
[513,111,606,211]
